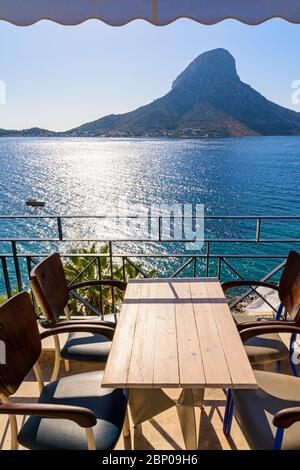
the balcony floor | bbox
[2,349,293,451]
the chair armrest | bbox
[0,403,96,428]
[273,407,300,429]
[237,320,288,332]
[40,319,116,330]
[239,323,300,343]
[40,324,115,341]
[69,280,127,292]
[221,280,279,293]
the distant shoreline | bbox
[1,133,300,140]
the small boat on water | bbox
[26,198,45,207]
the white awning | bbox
[1,0,300,27]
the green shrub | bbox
[64,243,155,316]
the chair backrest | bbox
[0,292,41,397]
[279,251,300,320]
[30,253,69,323]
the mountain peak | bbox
[172,48,238,90]
[64,48,300,138]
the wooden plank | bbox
[205,280,257,389]
[153,280,179,387]
[189,280,232,388]
[102,280,142,388]
[172,281,206,387]
[127,281,159,387]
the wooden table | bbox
[102,278,257,449]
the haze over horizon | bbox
[1,18,300,132]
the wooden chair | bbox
[30,253,127,380]
[0,292,129,450]
[223,250,300,437]
[222,250,300,372]
[230,322,300,450]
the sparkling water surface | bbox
[0,136,300,290]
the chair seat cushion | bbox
[18,370,128,450]
[61,331,111,363]
[232,314,289,364]
[244,333,289,364]
[233,370,300,450]
[60,316,115,363]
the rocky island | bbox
[2,48,300,139]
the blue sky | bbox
[0,18,300,131]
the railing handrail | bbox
[0,214,299,243]
[0,214,300,219]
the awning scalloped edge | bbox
[2,15,300,27]
[1,0,300,27]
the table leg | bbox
[129,388,175,426]
[176,389,204,450]
[123,409,131,438]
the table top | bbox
[102,278,257,389]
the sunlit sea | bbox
[1,136,300,291]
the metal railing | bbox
[0,214,299,313]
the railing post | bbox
[26,256,32,278]
[57,217,63,241]
[256,218,261,242]
[11,241,22,292]
[205,242,210,277]
[97,256,104,318]
[122,257,126,282]
[1,257,12,298]
[26,256,37,314]
[217,257,222,280]
[158,216,162,241]
[193,257,197,277]
[109,241,115,314]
